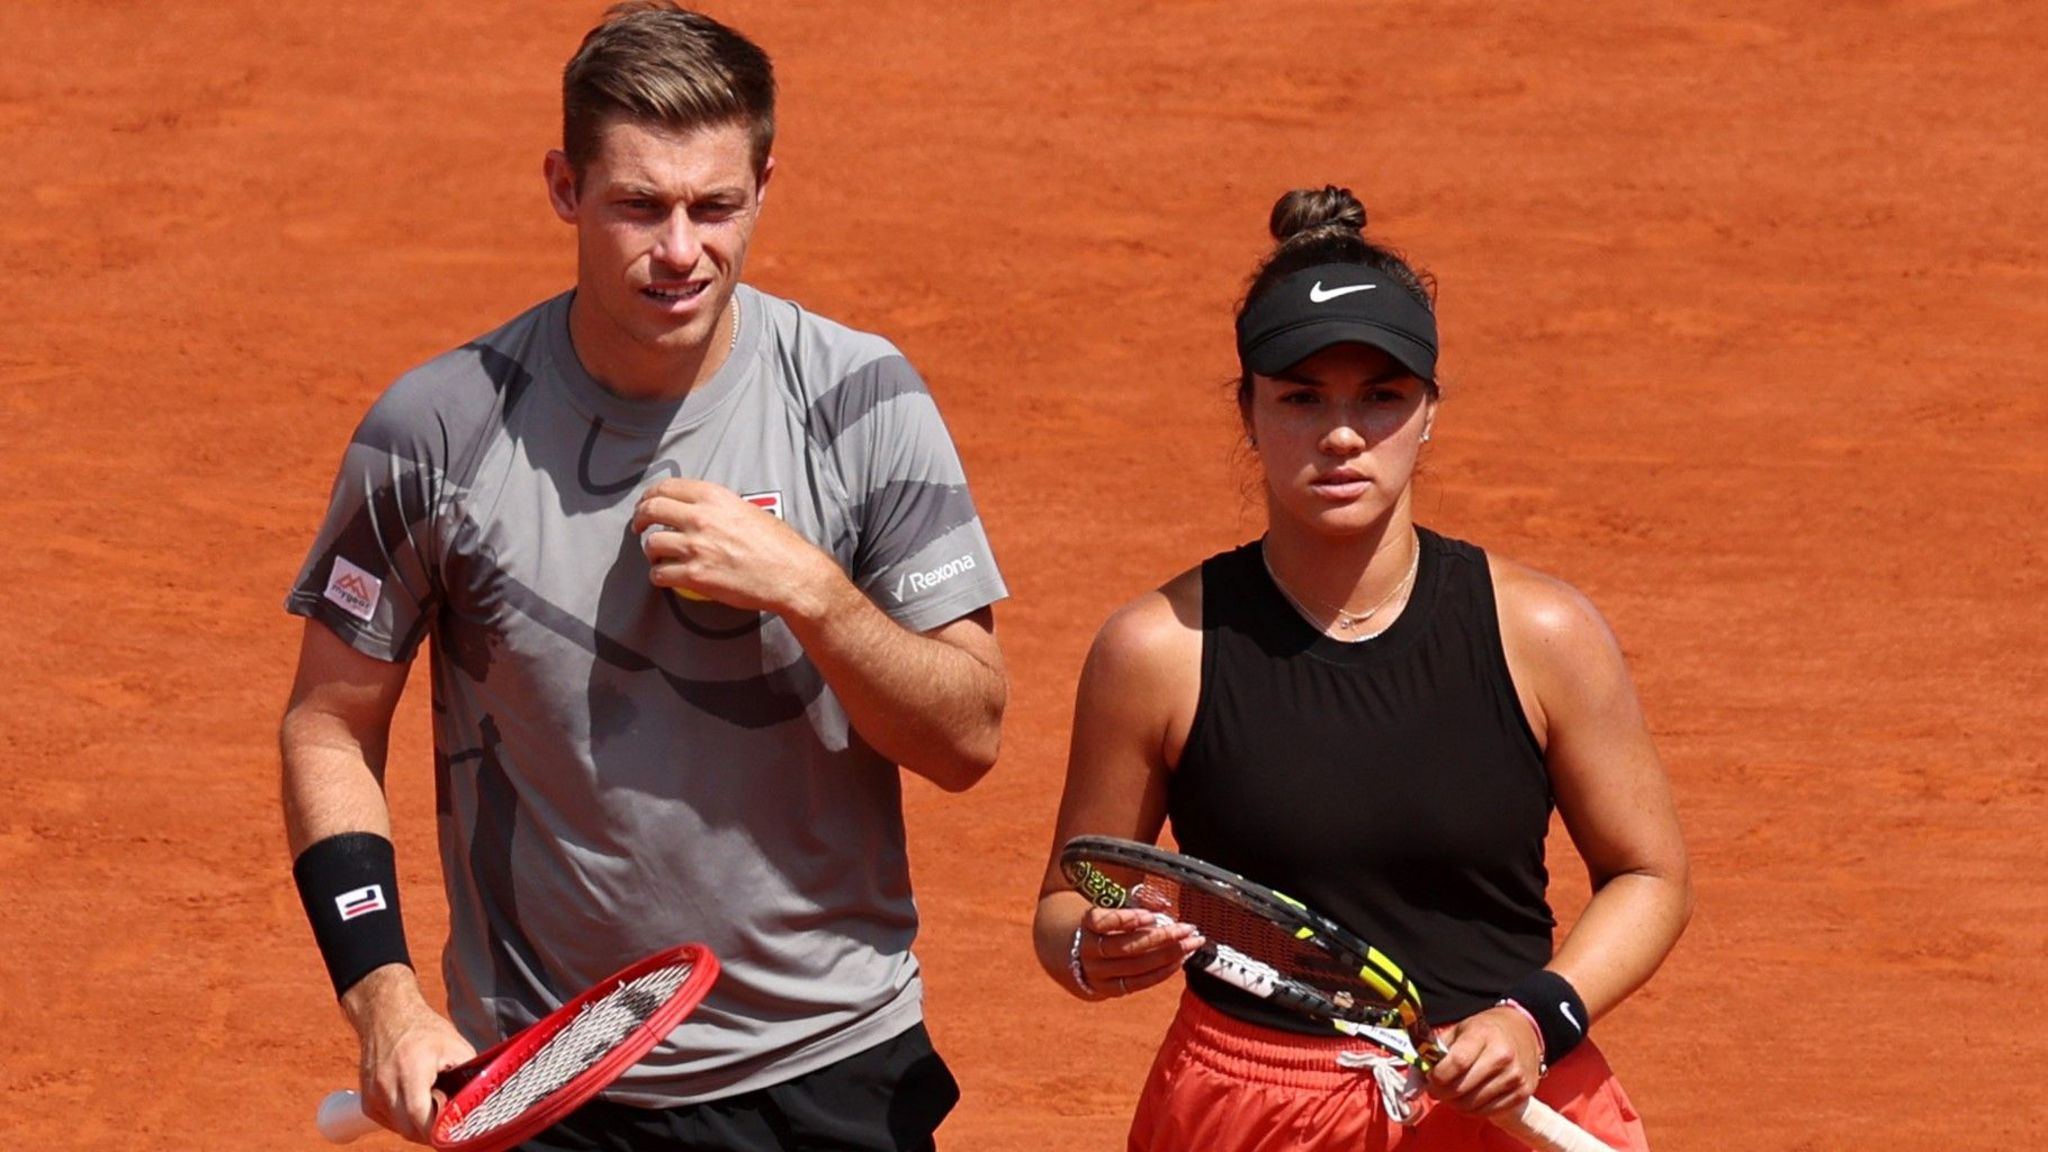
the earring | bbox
[1420,431,1432,443]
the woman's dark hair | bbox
[1234,186,1437,410]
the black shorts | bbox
[520,1022,960,1152]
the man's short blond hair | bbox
[562,2,775,176]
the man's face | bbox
[546,117,769,377]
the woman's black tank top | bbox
[1168,527,1554,1031]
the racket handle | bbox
[316,1090,384,1144]
[1495,1096,1619,1152]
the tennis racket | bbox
[1060,836,1616,1152]
[315,942,719,1151]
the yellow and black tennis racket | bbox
[1061,835,1616,1152]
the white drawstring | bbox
[1335,1047,1428,1124]
[1332,1022,1428,1126]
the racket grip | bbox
[316,1090,383,1144]
[1495,1096,1619,1152]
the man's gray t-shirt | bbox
[286,286,1006,1104]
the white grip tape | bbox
[315,1090,383,1144]
[1497,1096,1619,1152]
[1199,943,1279,997]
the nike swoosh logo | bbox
[1308,281,1376,303]
[1560,1002,1583,1033]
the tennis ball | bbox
[673,586,711,602]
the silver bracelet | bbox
[1068,925,1096,995]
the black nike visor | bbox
[1235,263,1438,381]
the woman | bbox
[1032,186,1691,1151]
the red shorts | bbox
[1128,990,1649,1152]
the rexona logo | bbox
[892,554,977,603]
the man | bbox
[280,5,1007,1149]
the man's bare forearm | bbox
[281,707,397,853]
[782,582,1005,791]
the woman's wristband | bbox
[1067,925,1096,996]
[292,832,413,998]
[1501,969,1589,1067]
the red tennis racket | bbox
[315,943,719,1151]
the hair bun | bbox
[1268,185,1367,244]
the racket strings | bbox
[1167,881,1395,1018]
[1085,861,1413,1031]
[445,962,696,1140]
[1116,862,1435,1123]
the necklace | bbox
[728,293,741,352]
[1262,533,1420,641]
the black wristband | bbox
[292,832,412,999]
[1503,969,1589,1066]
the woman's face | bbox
[1245,343,1436,535]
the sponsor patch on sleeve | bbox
[323,556,384,622]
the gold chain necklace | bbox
[1262,533,1420,640]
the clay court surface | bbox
[4,2,2044,1148]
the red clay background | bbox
[3,3,2043,1149]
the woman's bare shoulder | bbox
[1489,553,1619,654]
[1087,564,1205,676]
